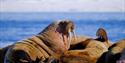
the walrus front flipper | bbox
[46,56,59,63]
[4,44,46,63]
[4,49,31,63]
[96,28,108,42]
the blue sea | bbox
[0,12,125,48]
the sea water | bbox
[0,12,125,48]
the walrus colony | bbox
[0,20,125,63]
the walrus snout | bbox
[58,20,76,49]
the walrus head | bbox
[57,20,76,48]
[39,20,76,54]
[95,28,112,48]
[96,28,108,42]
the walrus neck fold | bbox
[38,30,68,54]
[28,36,55,56]
[38,23,69,52]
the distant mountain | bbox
[0,12,125,21]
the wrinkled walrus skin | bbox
[0,20,76,63]
[59,28,112,63]
[105,39,125,63]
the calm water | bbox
[0,12,125,47]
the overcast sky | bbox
[0,0,125,12]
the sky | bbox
[0,0,125,12]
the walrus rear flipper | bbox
[96,28,108,42]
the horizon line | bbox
[0,11,125,13]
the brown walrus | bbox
[117,48,125,63]
[0,45,12,63]
[105,39,125,63]
[59,28,112,63]
[0,20,76,63]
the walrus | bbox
[0,20,76,63]
[105,39,125,63]
[70,28,112,50]
[0,45,12,63]
[59,28,112,63]
[117,48,125,63]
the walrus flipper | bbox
[4,49,31,63]
[0,45,12,63]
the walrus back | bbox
[60,39,108,63]
[4,36,52,63]
[105,39,125,63]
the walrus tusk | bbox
[68,30,76,49]
[68,32,72,49]
[72,31,76,42]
